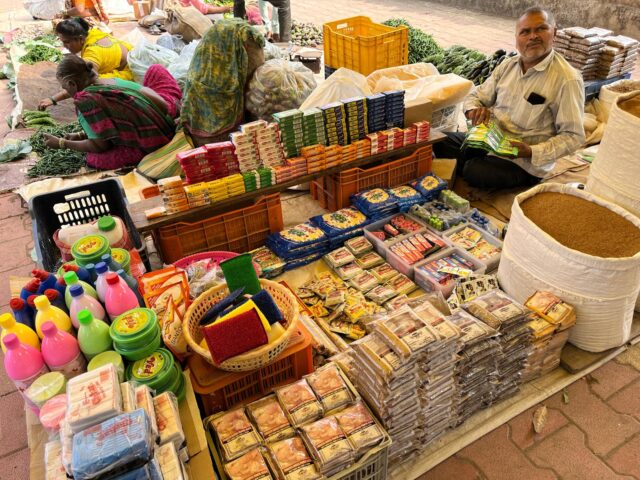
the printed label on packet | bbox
[438,266,473,277]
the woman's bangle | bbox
[50,97,57,106]
[58,138,65,149]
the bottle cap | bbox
[44,289,59,302]
[77,310,93,326]
[41,321,57,336]
[34,295,51,310]
[9,298,25,311]
[26,279,41,292]
[97,216,116,232]
[95,262,108,274]
[3,334,19,350]
[106,272,120,285]
[63,271,79,285]
[69,284,84,298]
[85,263,96,271]
[0,313,15,329]
[101,254,112,263]
[27,295,38,308]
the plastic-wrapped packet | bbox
[210,408,261,462]
[153,391,186,451]
[335,401,385,456]
[121,382,137,412]
[267,436,321,480]
[323,247,356,269]
[299,417,355,476]
[305,363,356,413]
[462,290,527,331]
[60,418,74,477]
[447,310,497,347]
[66,364,123,433]
[111,460,163,479]
[246,394,295,443]
[156,443,188,480]
[136,385,159,441]
[275,379,324,427]
[350,333,413,382]
[225,448,273,480]
[366,284,397,305]
[344,236,373,257]
[45,440,67,480]
[72,409,154,480]
[375,306,439,359]
[355,251,385,270]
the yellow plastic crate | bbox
[323,16,409,76]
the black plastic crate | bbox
[325,64,337,79]
[584,73,632,101]
[29,178,147,272]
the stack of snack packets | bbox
[342,96,368,143]
[153,391,186,454]
[285,156,308,178]
[321,102,348,146]
[302,107,327,146]
[45,440,68,480]
[231,129,261,173]
[366,93,387,133]
[156,443,187,480]
[351,188,399,220]
[249,246,286,279]
[324,144,343,169]
[256,123,286,168]
[383,90,405,128]
[273,110,304,158]
[158,176,189,214]
[205,178,229,202]
[352,138,372,159]
[311,207,369,248]
[301,144,326,174]
[414,121,431,142]
[403,125,417,146]
[183,183,209,208]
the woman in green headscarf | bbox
[181,19,265,146]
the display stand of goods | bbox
[498,183,640,352]
[205,362,391,480]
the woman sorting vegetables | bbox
[59,0,110,23]
[40,54,182,170]
[38,18,133,110]
[181,18,265,146]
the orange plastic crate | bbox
[187,326,314,416]
[311,144,433,211]
[154,194,284,263]
[323,16,408,76]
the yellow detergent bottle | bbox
[34,295,73,339]
[0,312,40,352]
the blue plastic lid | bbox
[69,284,84,297]
[101,254,112,263]
[95,262,108,274]
[85,263,96,271]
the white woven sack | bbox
[497,183,640,352]
[599,79,640,122]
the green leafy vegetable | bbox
[28,123,88,177]
[0,141,32,163]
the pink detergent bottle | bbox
[104,272,139,320]
[40,321,87,379]
[69,284,106,328]
[3,333,49,412]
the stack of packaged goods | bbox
[447,310,499,426]
[351,331,420,462]
[555,27,607,80]
[285,156,308,177]
[463,291,531,405]
[366,93,387,133]
[367,130,389,155]
[410,200,467,232]
[388,231,448,267]
[412,173,449,201]
[249,246,286,279]
[384,90,406,128]
[324,144,343,169]
[414,251,478,292]
[342,96,368,143]
[403,125,417,146]
[522,291,577,380]
[388,186,424,212]
[341,144,357,165]
[256,123,286,168]
[322,102,348,146]
[265,222,330,270]
[256,167,275,188]
[301,144,326,174]
[311,208,370,249]
[230,130,261,173]
[224,173,246,197]
[205,178,229,203]
[599,35,639,79]
[441,189,471,213]
[158,177,189,215]
[183,183,209,209]
[272,165,295,184]
[352,138,372,159]
[414,121,431,142]
[176,147,208,185]
[273,110,305,158]
[241,171,259,192]
[352,188,399,221]
[367,214,425,245]
[449,226,501,267]
[411,300,461,445]
[302,107,327,147]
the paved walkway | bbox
[0,1,639,479]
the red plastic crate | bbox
[187,326,314,416]
[311,144,432,211]
[154,193,284,263]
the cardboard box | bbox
[133,0,150,19]
[432,158,458,187]
[404,99,434,128]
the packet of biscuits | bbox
[275,380,324,427]
[246,395,295,443]
[305,363,356,413]
[335,401,385,455]
[375,306,439,359]
[224,448,274,480]
[210,408,261,461]
[267,436,321,480]
[299,417,355,476]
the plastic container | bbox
[188,326,313,416]
[0,312,40,352]
[69,285,106,328]
[311,145,433,211]
[9,298,35,330]
[126,348,185,400]
[3,334,49,412]
[29,178,147,272]
[44,289,68,316]
[87,350,125,382]
[39,394,68,435]
[77,310,112,360]
[363,215,429,259]
[34,295,73,339]
[323,16,408,76]
[104,272,140,321]
[431,103,463,132]
[97,215,126,247]
[382,229,452,279]
[95,262,109,302]
[413,246,487,297]
[58,224,97,250]
[155,194,284,264]
[110,308,161,361]
[25,371,67,410]
[443,223,503,272]
[111,248,131,274]
[40,321,87,379]
[63,271,98,309]
[71,234,111,267]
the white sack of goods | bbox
[246,59,317,121]
[498,183,640,352]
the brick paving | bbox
[0,1,639,478]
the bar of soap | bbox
[45,440,68,480]
[135,385,159,441]
[153,391,185,451]
[156,443,187,480]
[72,409,154,480]
[120,382,137,412]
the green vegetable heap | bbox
[28,122,88,178]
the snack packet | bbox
[246,395,295,443]
[268,436,321,480]
[335,401,385,454]
[211,408,261,461]
[225,448,273,480]
[305,363,356,412]
[275,380,324,427]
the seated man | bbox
[434,7,585,189]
